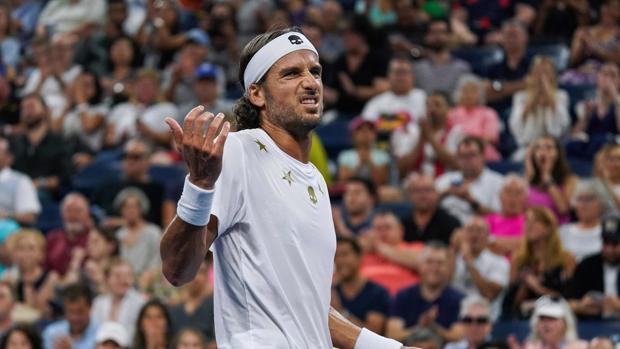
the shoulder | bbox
[366,280,390,298]
[482,169,504,182]
[42,320,68,336]
[442,286,465,303]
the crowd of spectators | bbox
[0,0,619,348]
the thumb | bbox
[165,117,183,149]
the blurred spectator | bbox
[505,207,576,318]
[534,0,589,43]
[169,256,215,344]
[384,0,427,55]
[394,91,459,178]
[133,299,173,349]
[332,237,391,335]
[509,57,570,161]
[206,2,240,91]
[0,324,43,349]
[101,36,139,102]
[519,296,587,349]
[114,188,161,277]
[525,136,578,224]
[163,43,208,108]
[45,193,91,277]
[485,19,530,113]
[178,62,232,119]
[359,212,424,296]
[413,18,471,97]
[42,283,98,349]
[402,173,461,244]
[560,180,608,262]
[324,14,389,117]
[11,0,43,43]
[361,56,426,132]
[22,37,82,120]
[403,327,443,349]
[318,0,345,65]
[0,220,18,277]
[333,177,377,238]
[11,94,71,197]
[337,118,390,187]
[55,71,109,154]
[92,139,165,227]
[568,63,620,160]
[91,259,146,339]
[588,337,614,349]
[448,75,501,161]
[386,241,464,343]
[566,0,620,85]
[568,215,620,319]
[0,74,21,129]
[0,2,20,70]
[0,135,40,226]
[235,0,274,48]
[104,69,177,149]
[485,175,528,257]
[451,217,510,320]
[95,322,130,349]
[356,0,397,27]
[444,296,494,349]
[172,329,212,349]
[595,143,620,212]
[37,0,106,36]
[436,136,504,224]
[6,229,58,319]
[0,281,14,335]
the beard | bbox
[264,89,322,139]
[23,114,45,130]
[425,41,447,52]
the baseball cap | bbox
[96,322,130,348]
[186,28,210,46]
[349,117,375,132]
[195,62,218,81]
[533,296,567,319]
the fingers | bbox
[204,113,225,146]
[182,105,204,139]
[165,117,183,148]
[193,111,215,147]
[212,121,230,156]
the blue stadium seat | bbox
[377,202,412,221]
[452,46,504,77]
[560,83,597,123]
[487,161,524,175]
[36,202,62,234]
[149,165,187,187]
[568,157,593,177]
[72,161,122,197]
[527,44,570,72]
[315,119,353,160]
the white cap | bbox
[534,296,567,319]
[96,322,130,348]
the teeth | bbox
[302,98,316,104]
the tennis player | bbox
[161,27,417,349]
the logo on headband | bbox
[288,35,304,45]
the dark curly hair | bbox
[0,324,43,349]
[233,26,303,131]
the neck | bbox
[429,49,450,64]
[506,48,525,66]
[420,282,443,301]
[146,336,165,349]
[21,265,41,281]
[463,170,482,181]
[342,272,365,289]
[261,120,312,163]
[27,122,47,145]
[112,292,126,302]
[578,218,600,229]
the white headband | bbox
[243,32,318,91]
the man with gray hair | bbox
[444,296,494,349]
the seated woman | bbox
[509,57,570,161]
[567,63,620,160]
[504,207,576,319]
[525,136,578,224]
[447,75,501,161]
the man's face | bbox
[343,182,373,216]
[501,24,527,52]
[425,21,449,51]
[500,179,528,216]
[122,143,149,180]
[135,76,158,105]
[0,285,14,319]
[193,79,218,103]
[461,304,492,345]
[463,217,489,255]
[371,215,403,245]
[64,298,91,335]
[0,139,11,169]
[20,96,46,128]
[457,142,485,178]
[108,264,134,298]
[420,248,449,288]
[258,50,323,137]
[61,197,89,234]
[388,60,414,95]
[408,175,438,212]
[334,241,360,282]
[602,237,620,265]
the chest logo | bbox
[282,170,293,185]
[308,186,318,204]
[254,139,267,152]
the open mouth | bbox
[300,96,319,107]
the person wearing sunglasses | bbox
[444,296,493,349]
[568,215,620,319]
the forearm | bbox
[329,306,363,349]
[160,215,215,286]
[379,246,419,270]
[547,185,570,214]
[466,262,501,300]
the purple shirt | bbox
[485,213,525,238]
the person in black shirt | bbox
[401,173,461,244]
[331,237,391,335]
[10,93,71,199]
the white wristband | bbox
[176,176,214,226]
[354,328,402,349]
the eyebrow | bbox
[278,63,322,77]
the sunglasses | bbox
[461,316,489,324]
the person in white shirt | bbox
[436,136,504,224]
[561,180,608,263]
[451,217,510,320]
[160,28,415,349]
[0,136,41,226]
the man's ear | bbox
[247,84,266,108]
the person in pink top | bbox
[448,74,501,161]
[360,211,424,296]
[485,175,528,257]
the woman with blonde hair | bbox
[509,56,571,161]
[521,296,587,349]
[594,142,620,212]
[504,207,576,318]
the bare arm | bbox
[464,259,503,301]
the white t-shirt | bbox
[604,263,619,297]
[560,224,602,262]
[63,104,110,152]
[0,168,41,216]
[435,169,504,224]
[452,249,509,320]
[361,89,427,123]
[107,102,178,145]
[210,128,336,349]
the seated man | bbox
[360,211,424,295]
[331,237,391,335]
[386,241,464,343]
[444,296,494,349]
[333,177,377,237]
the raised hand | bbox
[165,106,231,190]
